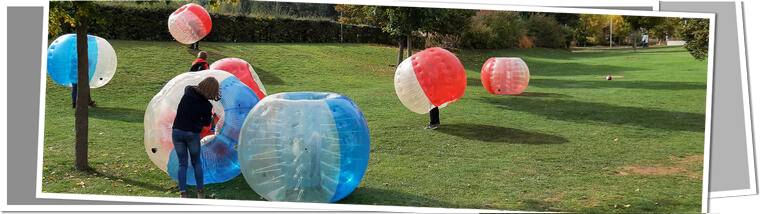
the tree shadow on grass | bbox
[89,107,144,123]
[467,77,483,87]
[467,77,570,98]
[462,60,640,77]
[481,96,706,132]
[86,169,171,193]
[340,187,456,208]
[514,92,571,98]
[186,47,228,62]
[435,123,568,144]
[524,62,640,77]
[251,65,285,86]
[575,196,700,213]
[201,176,264,200]
[203,178,457,208]
[521,199,564,212]
[530,79,706,91]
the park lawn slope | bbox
[42,41,706,212]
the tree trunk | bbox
[74,19,90,171]
[406,34,413,58]
[396,39,405,66]
[631,30,637,52]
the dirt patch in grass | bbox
[671,155,703,165]
[616,155,703,179]
[618,166,686,176]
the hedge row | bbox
[53,4,395,45]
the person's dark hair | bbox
[194,77,220,101]
[197,51,208,60]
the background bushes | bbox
[50,3,394,45]
[462,11,525,49]
[460,11,570,49]
[50,2,700,54]
[525,14,568,49]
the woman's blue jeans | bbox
[172,129,203,192]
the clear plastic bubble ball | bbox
[481,57,530,95]
[238,92,371,203]
[168,3,212,45]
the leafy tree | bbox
[623,16,662,50]
[525,14,567,48]
[337,5,473,64]
[49,1,96,171]
[650,17,681,45]
[462,11,525,49]
[521,12,579,27]
[553,13,581,27]
[577,14,627,46]
[680,18,710,60]
[247,1,338,19]
[577,14,607,46]
[335,4,378,25]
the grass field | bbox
[42,41,707,212]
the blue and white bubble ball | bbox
[47,34,117,88]
[238,92,370,203]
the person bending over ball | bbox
[189,51,209,72]
[172,77,220,198]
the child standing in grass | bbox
[70,84,96,108]
[172,77,220,198]
[189,51,209,72]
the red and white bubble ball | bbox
[480,57,530,95]
[210,58,267,99]
[394,47,467,114]
[168,3,212,44]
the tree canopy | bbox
[336,5,473,38]
[680,18,710,60]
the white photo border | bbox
[22,0,717,213]
[703,0,758,198]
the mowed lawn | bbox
[42,41,707,212]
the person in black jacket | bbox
[172,77,220,198]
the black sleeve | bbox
[189,63,204,72]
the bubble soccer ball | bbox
[210,58,267,99]
[144,70,259,185]
[238,92,370,203]
[168,3,212,44]
[47,34,117,88]
[480,57,530,95]
[394,47,467,114]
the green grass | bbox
[42,42,707,212]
